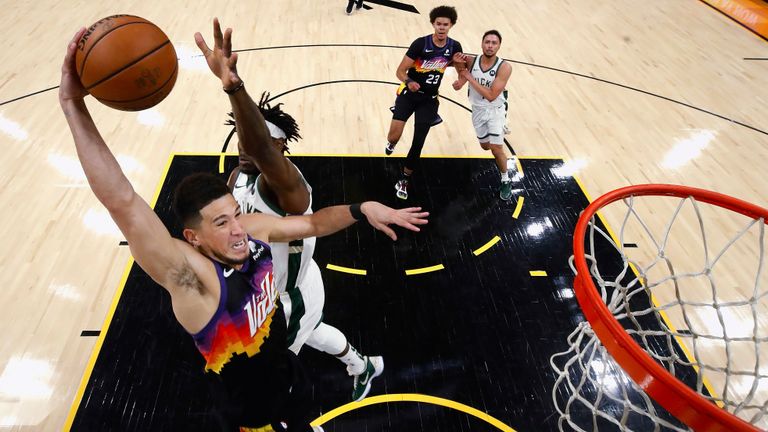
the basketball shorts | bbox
[472,104,506,145]
[282,259,325,354]
[206,351,313,432]
[390,85,440,125]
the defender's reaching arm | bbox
[243,203,429,243]
[196,18,308,213]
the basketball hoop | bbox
[551,184,768,432]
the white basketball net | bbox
[550,193,768,431]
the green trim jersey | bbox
[232,167,325,354]
[468,56,506,108]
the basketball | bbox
[75,15,178,111]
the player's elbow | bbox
[489,90,503,101]
[99,183,137,212]
[273,182,311,215]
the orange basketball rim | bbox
[572,184,768,432]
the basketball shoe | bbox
[345,0,354,14]
[351,356,384,401]
[385,142,396,155]
[500,179,512,201]
[395,179,409,200]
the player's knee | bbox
[480,142,491,151]
[306,325,328,347]
[306,323,348,355]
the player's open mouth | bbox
[232,239,246,250]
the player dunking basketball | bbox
[385,5,465,200]
[61,19,428,431]
[196,19,386,402]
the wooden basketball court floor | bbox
[0,1,767,430]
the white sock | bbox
[501,170,510,182]
[305,323,366,374]
[339,345,366,375]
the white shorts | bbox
[282,259,325,354]
[472,105,506,145]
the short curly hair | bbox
[429,5,457,25]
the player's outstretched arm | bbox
[197,18,308,213]
[60,28,191,293]
[243,203,429,243]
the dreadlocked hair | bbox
[224,92,301,143]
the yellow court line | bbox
[572,175,595,203]
[529,270,548,277]
[311,393,517,431]
[205,152,497,158]
[517,155,563,159]
[473,236,501,256]
[64,153,176,430]
[152,154,177,206]
[296,153,399,158]
[512,196,524,219]
[572,174,723,406]
[171,151,231,156]
[515,158,523,174]
[218,152,226,173]
[405,264,445,275]
[652,299,724,408]
[199,152,564,159]
[292,154,554,159]
[63,257,134,430]
[326,264,367,276]
[189,152,562,159]
[420,154,496,159]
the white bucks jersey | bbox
[468,56,506,108]
[232,169,316,297]
[232,167,324,351]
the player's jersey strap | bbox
[239,425,276,432]
[255,174,286,216]
[468,55,506,107]
[232,169,317,300]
